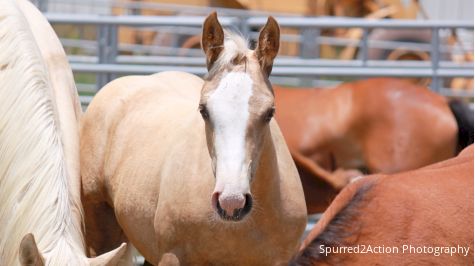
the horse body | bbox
[81,14,306,265]
[293,145,474,265]
[275,78,461,213]
[0,0,126,264]
[81,71,306,265]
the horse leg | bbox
[332,168,364,183]
[83,200,129,261]
[292,150,355,190]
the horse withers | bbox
[0,0,126,265]
[80,13,307,265]
[274,79,474,213]
[292,145,474,265]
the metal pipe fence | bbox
[247,16,473,92]
[43,14,474,99]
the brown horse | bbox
[292,144,474,265]
[80,13,307,265]
[274,79,473,213]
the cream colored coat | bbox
[81,71,307,265]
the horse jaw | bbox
[88,242,128,266]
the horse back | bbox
[344,78,458,172]
[296,145,473,265]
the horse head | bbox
[199,12,280,222]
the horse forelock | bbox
[290,181,374,266]
[206,30,250,79]
[0,1,85,265]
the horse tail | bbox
[449,99,474,153]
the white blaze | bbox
[207,72,253,194]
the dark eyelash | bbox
[199,104,209,120]
[264,107,275,122]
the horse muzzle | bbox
[211,192,253,222]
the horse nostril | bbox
[242,193,253,216]
[211,192,220,211]
[212,192,253,221]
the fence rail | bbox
[44,14,474,98]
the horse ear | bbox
[202,12,224,70]
[19,233,44,266]
[88,242,127,266]
[256,16,280,76]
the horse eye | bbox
[199,104,209,120]
[264,107,275,122]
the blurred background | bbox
[29,0,474,108]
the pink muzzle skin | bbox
[218,193,245,216]
[211,192,253,221]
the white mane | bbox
[208,30,250,77]
[0,1,85,265]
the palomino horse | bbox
[0,0,126,265]
[274,79,474,213]
[292,144,474,265]
[80,13,307,265]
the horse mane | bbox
[207,30,249,78]
[0,1,85,265]
[290,180,375,266]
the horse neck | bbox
[0,1,86,264]
[250,126,282,209]
[18,0,83,219]
[20,0,83,208]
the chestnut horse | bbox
[0,0,126,265]
[274,79,474,213]
[292,144,474,265]
[80,13,307,265]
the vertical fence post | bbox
[37,0,48,12]
[108,25,119,81]
[238,17,250,40]
[430,27,440,92]
[314,28,321,59]
[96,25,108,90]
[360,28,369,66]
[96,24,118,90]
[300,27,320,86]
[300,27,319,58]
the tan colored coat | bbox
[81,71,307,265]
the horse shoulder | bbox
[364,158,473,251]
[296,153,471,265]
[353,155,472,261]
[81,75,146,201]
